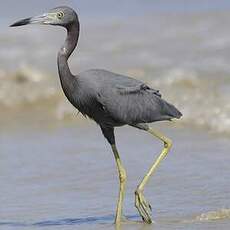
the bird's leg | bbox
[133,124,172,224]
[100,127,127,224]
[111,144,127,224]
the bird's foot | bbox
[135,190,153,224]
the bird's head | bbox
[10,6,78,28]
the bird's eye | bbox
[57,11,64,19]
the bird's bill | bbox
[10,13,56,27]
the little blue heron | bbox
[10,6,182,224]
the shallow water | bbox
[1,120,230,230]
[1,1,230,229]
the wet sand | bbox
[1,120,230,230]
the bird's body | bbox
[55,17,181,133]
[11,6,182,225]
[64,68,181,128]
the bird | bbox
[10,6,182,225]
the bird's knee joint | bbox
[119,169,127,183]
[135,187,142,195]
[119,174,126,183]
[164,139,172,149]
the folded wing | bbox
[97,82,182,124]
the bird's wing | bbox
[116,83,161,97]
[79,69,181,124]
[96,81,177,124]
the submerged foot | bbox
[135,190,153,224]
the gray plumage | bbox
[76,69,181,126]
[10,6,182,144]
[10,6,182,224]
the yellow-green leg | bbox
[134,126,172,224]
[111,144,127,224]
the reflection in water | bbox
[2,209,230,229]
[0,215,148,229]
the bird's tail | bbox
[163,100,182,119]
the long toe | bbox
[135,191,153,224]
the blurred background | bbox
[1,0,230,132]
[1,1,230,230]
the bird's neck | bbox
[60,21,80,59]
[57,20,80,95]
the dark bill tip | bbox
[10,18,31,27]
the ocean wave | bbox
[0,65,58,107]
[195,208,230,221]
[151,68,230,135]
[0,65,77,121]
[1,66,230,135]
